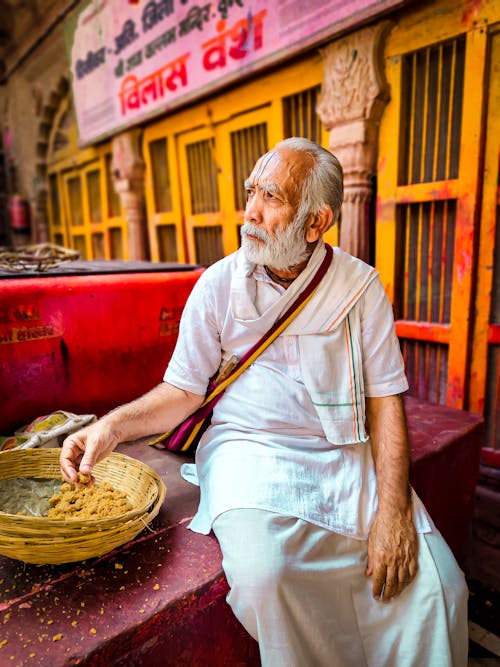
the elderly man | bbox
[61,138,467,667]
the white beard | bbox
[240,212,310,271]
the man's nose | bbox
[244,191,263,224]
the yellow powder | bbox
[48,481,132,520]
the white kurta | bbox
[163,242,431,538]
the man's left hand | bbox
[366,508,418,601]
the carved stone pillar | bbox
[111,129,148,260]
[316,21,392,262]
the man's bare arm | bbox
[365,394,418,601]
[60,382,204,483]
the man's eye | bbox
[245,189,254,200]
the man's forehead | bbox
[247,148,312,199]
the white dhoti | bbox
[212,509,468,667]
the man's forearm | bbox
[366,394,411,514]
[365,394,417,600]
[100,381,204,443]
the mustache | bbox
[240,222,270,242]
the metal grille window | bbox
[283,85,322,142]
[73,235,86,258]
[105,154,121,218]
[186,139,220,214]
[399,36,465,185]
[194,226,224,265]
[377,31,473,411]
[396,200,456,323]
[231,123,268,211]
[402,340,448,405]
[67,177,83,226]
[109,228,123,259]
[150,138,172,213]
[91,232,105,259]
[86,170,102,223]
[157,225,178,262]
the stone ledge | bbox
[0,398,483,665]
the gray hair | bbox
[274,137,343,229]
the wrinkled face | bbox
[241,148,314,271]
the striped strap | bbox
[149,244,333,448]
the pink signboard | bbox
[65,0,404,145]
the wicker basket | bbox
[0,448,166,564]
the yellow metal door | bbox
[376,2,494,410]
[48,172,69,249]
[176,107,279,265]
[82,162,107,259]
[49,147,127,260]
[144,132,185,263]
[177,127,224,265]
[62,170,90,260]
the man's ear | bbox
[305,206,334,243]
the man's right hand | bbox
[60,418,122,483]
[59,382,205,484]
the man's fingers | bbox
[383,565,398,600]
[79,450,96,475]
[60,435,85,482]
[372,560,412,601]
[371,563,387,600]
[399,560,418,593]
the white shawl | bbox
[229,241,379,444]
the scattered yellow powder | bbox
[0,640,7,648]
[153,584,160,591]
[89,628,97,635]
[52,634,63,642]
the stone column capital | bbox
[317,20,393,131]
